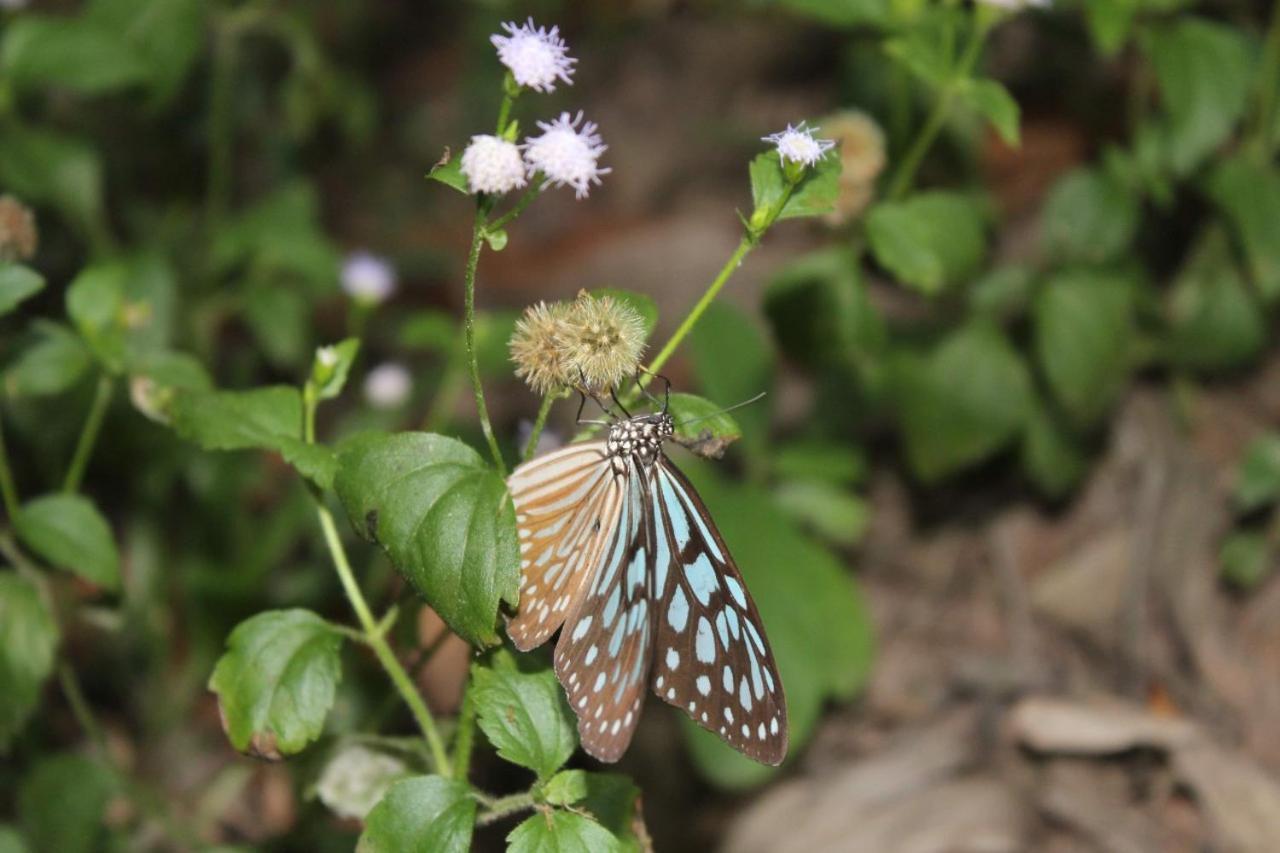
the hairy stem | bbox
[452,682,477,781]
[521,393,555,463]
[464,207,507,475]
[487,180,545,234]
[63,374,113,493]
[476,792,536,827]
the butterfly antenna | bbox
[673,391,768,427]
[633,368,671,413]
[610,386,633,419]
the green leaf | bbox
[883,9,961,88]
[748,150,842,223]
[399,310,458,354]
[1220,531,1275,590]
[1021,400,1090,499]
[969,265,1034,320]
[208,609,344,758]
[335,433,519,647]
[4,321,92,398]
[540,769,642,848]
[688,302,773,459]
[773,440,867,486]
[958,78,1020,146]
[129,350,212,394]
[471,658,576,780]
[764,248,886,373]
[507,810,622,853]
[357,775,475,853]
[0,826,28,853]
[0,125,104,234]
[592,289,658,340]
[0,265,44,316]
[244,285,310,368]
[1033,269,1135,429]
[212,183,338,289]
[476,310,520,378]
[1204,157,1280,303]
[1083,0,1139,55]
[893,322,1034,481]
[1234,433,1280,513]
[169,386,302,452]
[0,574,59,751]
[313,338,361,401]
[86,0,206,105]
[771,0,891,28]
[542,770,590,806]
[65,262,127,372]
[667,392,742,459]
[773,480,869,548]
[427,154,470,195]
[1165,229,1265,372]
[866,193,987,295]
[676,466,874,788]
[1,16,151,95]
[15,494,120,590]
[18,754,115,853]
[1142,18,1253,174]
[1041,167,1139,265]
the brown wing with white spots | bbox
[552,458,654,762]
[506,441,621,652]
[647,461,788,765]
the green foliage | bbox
[65,262,127,373]
[208,609,344,757]
[1220,531,1274,590]
[866,193,987,294]
[1204,156,1280,303]
[668,392,742,456]
[1,15,151,96]
[18,754,116,853]
[0,575,59,751]
[1021,399,1090,499]
[0,826,27,853]
[4,322,91,398]
[471,657,577,781]
[769,0,891,28]
[688,303,773,458]
[335,433,519,647]
[1165,230,1265,372]
[1042,168,1140,265]
[357,775,476,853]
[0,265,44,317]
[893,322,1033,481]
[507,810,622,853]
[15,494,119,590]
[0,125,104,235]
[773,440,866,486]
[312,338,362,401]
[748,150,842,222]
[428,154,470,195]
[1234,433,1280,513]
[773,479,869,547]
[957,78,1021,146]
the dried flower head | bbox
[342,251,397,304]
[522,112,610,199]
[559,293,646,393]
[491,18,576,93]
[818,111,886,225]
[0,195,37,262]
[364,362,412,409]
[510,300,573,395]
[460,134,527,195]
[763,121,836,168]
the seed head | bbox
[558,293,646,394]
[819,111,886,224]
[510,301,573,395]
[491,18,576,93]
[460,134,527,195]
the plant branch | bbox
[464,207,507,475]
[521,393,556,463]
[63,374,113,493]
[476,792,536,827]
[59,663,109,757]
[0,414,21,522]
[452,680,477,780]
[487,180,545,234]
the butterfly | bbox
[505,394,787,765]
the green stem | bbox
[496,72,519,135]
[521,393,555,463]
[464,207,507,475]
[206,22,237,231]
[63,375,113,493]
[59,663,109,757]
[885,18,988,201]
[0,414,21,521]
[452,682,477,780]
[303,385,318,444]
[476,792,536,827]
[1249,0,1280,159]
[487,180,545,234]
[316,504,453,777]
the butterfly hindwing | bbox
[507,441,622,651]
[552,458,653,761]
[647,460,788,765]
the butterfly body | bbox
[506,410,787,765]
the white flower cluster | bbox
[458,20,609,200]
[763,122,836,168]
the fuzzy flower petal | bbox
[522,112,610,199]
[364,363,412,409]
[460,134,527,195]
[763,121,836,168]
[341,251,397,304]
[490,18,576,93]
[558,293,645,393]
[510,301,573,394]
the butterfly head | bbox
[606,412,674,472]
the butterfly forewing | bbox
[507,441,622,651]
[552,458,653,761]
[646,461,788,765]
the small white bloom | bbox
[490,18,576,93]
[522,112,610,199]
[316,745,407,821]
[316,345,339,368]
[460,134,527,195]
[364,362,412,409]
[763,122,836,168]
[341,251,397,304]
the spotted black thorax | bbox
[605,412,674,474]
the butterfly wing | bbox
[506,441,622,652]
[647,459,788,765]
[552,457,655,762]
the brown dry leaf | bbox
[1008,696,1196,755]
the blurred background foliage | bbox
[1,0,1279,850]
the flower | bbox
[522,112,610,199]
[0,195,37,262]
[316,745,407,821]
[341,251,397,304]
[316,345,340,369]
[364,362,412,409]
[490,18,576,93]
[558,292,645,393]
[460,134,527,195]
[818,111,886,224]
[510,300,573,395]
[763,121,836,168]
